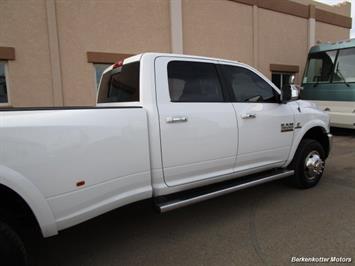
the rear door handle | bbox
[241,113,256,119]
[166,116,188,123]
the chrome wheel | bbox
[304,150,324,180]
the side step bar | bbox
[156,169,294,213]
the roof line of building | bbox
[229,0,352,29]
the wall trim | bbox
[229,0,351,29]
[309,4,316,19]
[252,5,258,68]
[315,8,352,29]
[46,0,64,106]
[0,47,15,60]
[87,52,133,64]
[270,64,299,73]
[308,4,316,49]
[169,0,183,54]
[229,0,256,6]
[258,0,308,19]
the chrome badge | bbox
[281,122,294,132]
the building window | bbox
[87,51,133,90]
[0,61,9,104]
[94,63,111,89]
[272,72,295,89]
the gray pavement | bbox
[36,129,355,266]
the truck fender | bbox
[0,165,58,237]
[285,119,329,167]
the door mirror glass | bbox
[290,84,301,100]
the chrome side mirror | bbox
[289,74,295,85]
[290,84,301,100]
[288,75,301,100]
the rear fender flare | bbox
[0,165,58,237]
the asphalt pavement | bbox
[36,128,355,266]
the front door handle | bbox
[241,113,256,119]
[166,116,188,123]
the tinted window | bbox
[271,73,281,89]
[167,61,224,102]
[222,65,278,103]
[333,48,355,83]
[97,62,139,103]
[303,50,337,84]
[0,63,8,103]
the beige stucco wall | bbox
[0,0,53,107]
[315,21,350,43]
[258,9,308,83]
[0,0,351,107]
[55,0,171,106]
[182,0,254,65]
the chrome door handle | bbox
[166,116,188,123]
[241,113,256,119]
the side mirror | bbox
[290,84,301,100]
[288,74,301,100]
[281,84,292,103]
[289,74,295,85]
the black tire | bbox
[288,139,326,189]
[0,220,28,266]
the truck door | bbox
[155,57,238,187]
[219,63,295,172]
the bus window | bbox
[333,48,355,83]
[303,50,337,84]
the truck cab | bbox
[98,53,331,196]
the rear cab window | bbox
[97,62,140,103]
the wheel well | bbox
[0,184,41,238]
[302,126,330,158]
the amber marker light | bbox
[76,180,85,187]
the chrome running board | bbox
[156,169,294,213]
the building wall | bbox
[56,0,171,106]
[316,22,350,43]
[0,0,352,108]
[182,0,253,65]
[0,0,54,107]
[258,9,308,82]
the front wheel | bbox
[289,139,326,189]
[0,220,28,266]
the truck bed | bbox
[0,106,152,231]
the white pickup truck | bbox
[0,53,331,265]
